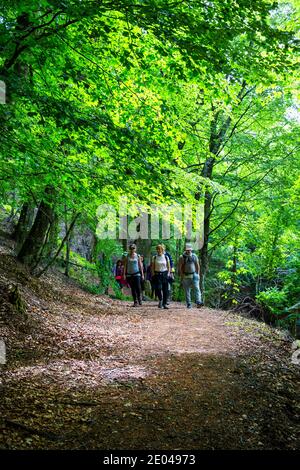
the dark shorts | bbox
[153,271,168,290]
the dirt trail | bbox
[0,254,299,450]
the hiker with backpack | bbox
[151,244,171,309]
[179,243,204,309]
[123,243,144,307]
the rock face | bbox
[69,226,95,261]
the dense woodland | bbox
[0,0,300,333]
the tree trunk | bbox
[197,85,248,301]
[43,212,59,259]
[36,212,80,277]
[266,223,281,279]
[12,202,35,248]
[64,215,75,277]
[198,182,213,301]
[65,237,71,277]
[17,188,54,270]
[198,113,233,301]
[229,243,238,308]
[63,206,74,275]
[198,154,215,301]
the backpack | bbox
[165,251,174,268]
[182,253,197,274]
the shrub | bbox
[256,287,288,325]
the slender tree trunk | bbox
[229,243,238,308]
[64,214,75,277]
[266,224,281,279]
[36,213,80,277]
[198,113,232,300]
[199,190,212,299]
[17,187,54,269]
[43,212,59,259]
[197,84,248,301]
[65,238,71,277]
[198,153,215,300]
[89,233,99,263]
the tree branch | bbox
[209,168,273,236]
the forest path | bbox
[1,269,299,450]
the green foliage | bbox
[60,251,101,294]
[172,278,186,303]
[67,251,97,272]
[94,239,123,295]
[0,0,299,334]
[256,287,288,316]
[256,287,300,333]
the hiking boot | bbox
[138,298,142,306]
[158,301,163,308]
[132,301,138,307]
[187,304,192,309]
[197,302,204,308]
[163,305,169,309]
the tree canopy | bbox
[0,0,299,328]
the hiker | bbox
[162,244,174,305]
[113,259,125,291]
[151,244,170,309]
[123,244,144,307]
[179,243,204,309]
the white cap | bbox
[185,243,193,251]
